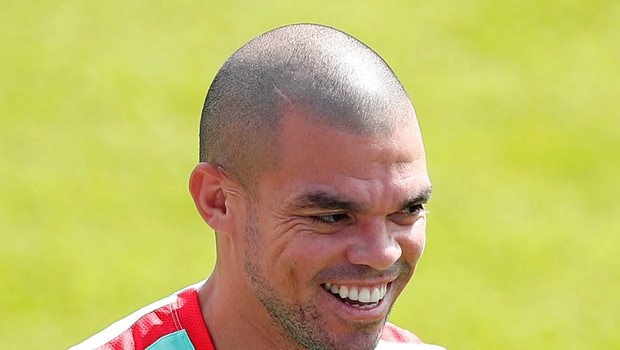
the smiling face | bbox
[236,111,431,350]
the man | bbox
[71,24,445,350]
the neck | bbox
[198,268,302,350]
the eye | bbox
[390,204,426,225]
[309,213,350,225]
[400,204,425,216]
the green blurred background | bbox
[1,1,618,349]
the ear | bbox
[189,162,236,234]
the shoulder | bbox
[69,281,208,350]
[378,322,447,350]
[381,322,423,343]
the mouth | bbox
[321,282,389,309]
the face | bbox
[237,112,431,350]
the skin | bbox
[189,108,431,350]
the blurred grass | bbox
[1,1,618,349]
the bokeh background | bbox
[2,1,618,349]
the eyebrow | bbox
[400,186,433,209]
[290,185,432,213]
[291,192,364,212]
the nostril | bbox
[345,238,402,271]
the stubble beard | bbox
[242,206,385,350]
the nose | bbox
[345,218,402,271]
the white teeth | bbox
[348,286,358,300]
[358,288,371,302]
[370,288,381,302]
[338,286,349,299]
[323,283,388,306]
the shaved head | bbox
[199,24,417,192]
[190,24,434,350]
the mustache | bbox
[312,259,411,283]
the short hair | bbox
[199,24,414,192]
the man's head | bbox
[190,24,431,350]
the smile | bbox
[321,283,388,309]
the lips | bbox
[321,283,388,309]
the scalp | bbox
[199,24,416,192]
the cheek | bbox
[259,220,334,278]
[270,216,345,259]
[277,233,344,271]
[400,218,427,262]
[272,233,349,290]
[258,236,343,302]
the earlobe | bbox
[189,162,233,234]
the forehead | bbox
[280,109,425,168]
[256,112,430,210]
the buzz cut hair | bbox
[199,23,415,192]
